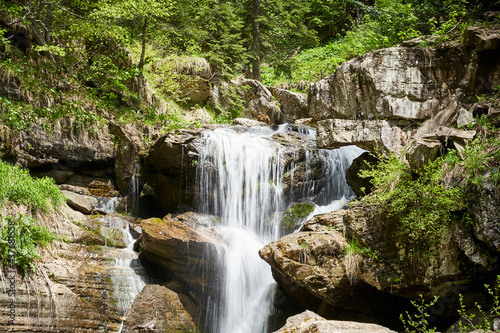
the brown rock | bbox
[123,284,196,333]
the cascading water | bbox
[93,197,148,332]
[195,125,363,333]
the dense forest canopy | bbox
[0,0,499,129]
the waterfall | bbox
[195,125,363,333]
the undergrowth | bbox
[0,159,65,213]
[359,151,464,259]
[0,214,58,276]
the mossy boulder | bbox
[279,203,315,234]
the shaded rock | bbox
[62,190,98,215]
[109,121,144,194]
[406,139,442,170]
[471,174,500,252]
[343,201,495,301]
[317,119,412,153]
[345,151,378,197]
[139,214,223,299]
[465,25,500,51]
[142,127,208,212]
[233,78,281,123]
[273,310,397,333]
[269,87,309,124]
[123,284,196,333]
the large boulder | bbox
[123,284,196,333]
[233,78,281,123]
[142,127,210,212]
[268,87,309,124]
[273,310,396,333]
[139,213,223,299]
[62,190,98,215]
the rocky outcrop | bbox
[0,120,114,168]
[109,121,143,194]
[139,213,223,298]
[269,87,309,123]
[317,118,412,152]
[233,78,281,123]
[310,30,500,152]
[259,228,402,314]
[123,284,196,333]
[273,310,397,333]
[142,127,209,212]
[470,175,500,252]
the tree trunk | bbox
[137,17,148,108]
[251,0,261,81]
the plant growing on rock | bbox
[359,151,464,259]
[0,214,58,275]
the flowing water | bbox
[94,198,148,332]
[195,125,363,333]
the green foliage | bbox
[461,115,500,187]
[457,276,500,332]
[0,160,65,213]
[0,214,58,276]
[345,239,380,260]
[400,294,439,333]
[359,151,464,258]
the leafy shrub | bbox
[0,214,58,275]
[359,151,464,258]
[0,160,65,213]
[400,294,440,333]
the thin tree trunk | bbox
[137,17,148,108]
[251,0,261,81]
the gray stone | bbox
[273,310,397,333]
[406,139,442,170]
[269,87,308,123]
[316,119,411,153]
[62,190,98,214]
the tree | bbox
[92,0,176,107]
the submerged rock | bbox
[123,284,196,333]
[273,310,397,333]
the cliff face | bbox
[309,26,500,154]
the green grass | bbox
[0,214,58,275]
[0,159,65,213]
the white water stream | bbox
[196,125,363,333]
[94,198,148,332]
